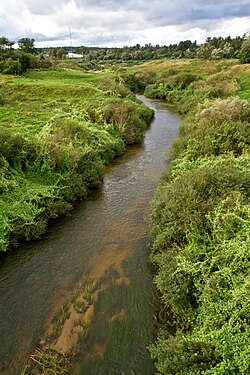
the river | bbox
[0,96,180,375]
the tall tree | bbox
[238,38,250,63]
[0,36,14,50]
[18,38,37,54]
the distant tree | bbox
[196,43,213,59]
[0,37,15,60]
[18,38,37,54]
[211,48,224,60]
[57,48,67,59]
[178,40,192,52]
[223,42,234,58]
[238,38,250,63]
[0,36,14,50]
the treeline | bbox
[0,37,51,75]
[0,34,249,77]
[133,64,250,373]
[42,35,250,62]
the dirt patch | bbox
[54,305,85,354]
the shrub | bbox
[198,97,250,124]
[103,98,153,144]
[150,332,218,375]
[145,72,201,101]
[238,38,250,64]
[0,128,25,165]
[2,58,22,75]
[170,98,250,159]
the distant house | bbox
[66,52,83,59]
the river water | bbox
[0,96,180,375]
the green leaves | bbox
[150,72,250,373]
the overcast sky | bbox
[0,0,249,47]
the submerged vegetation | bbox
[138,60,250,373]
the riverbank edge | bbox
[0,80,154,254]
[145,65,250,373]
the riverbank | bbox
[141,61,250,373]
[0,68,153,253]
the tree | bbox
[238,38,250,63]
[18,38,37,54]
[0,36,14,50]
[196,43,213,59]
[57,48,67,59]
[0,37,14,60]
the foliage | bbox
[149,60,250,374]
[18,37,37,54]
[238,38,250,64]
[1,58,22,75]
[0,68,153,252]
[102,98,154,144]
[35,35,245,61]
[0,128,25,165]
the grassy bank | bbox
[0,68,154,252]
[134,60,250,374]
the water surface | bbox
[0,96,180,374]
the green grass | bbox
[0,67,153,252]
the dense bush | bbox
[145,72,200,100]
[0,128,25,165]
[151,154,250,374]
[145,70,241,115]
[149,67,250,374]
[120,70,157,92]
[170,98,250,159]
[85,97,154,144]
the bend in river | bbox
[0,96,180,375]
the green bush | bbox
[145,72,200,100]
[151,159,250,373]
[198,97,250,124]
[152,155,250,252]
[103,98,153,144]
[2,58,22,75]
[239,38,250,64]
[0,128,25,165]
[170,98,250,159]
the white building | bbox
[66,52,83,59]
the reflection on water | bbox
[0,96,180,375]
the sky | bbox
[0,0,249,48]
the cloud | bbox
[0,0,249,47]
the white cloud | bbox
[0,0,249,47]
